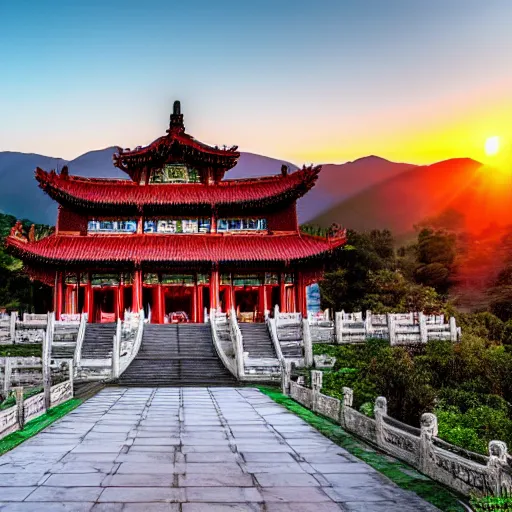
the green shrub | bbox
[470,493,512,511]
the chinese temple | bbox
[6,101,346,323]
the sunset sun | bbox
[485,136,500,156]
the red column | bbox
[279,273,287,313]
[154,284,164,324]
[118,282,124,320]
[210,269,219,310]
[76,272,80,314]
[55,271,63,320]
[133,269,142,312]
[296,272,307,316]
[197,284,204,322]
[84,273,91,320]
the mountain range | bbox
[1,148,509,238]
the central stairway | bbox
[81,323,116,359]
[239,323,276,358]
[117,324,237,386]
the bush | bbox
[470,493,512,511]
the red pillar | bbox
[296,272,307,316]
[76,272,80,314]
[118,282,124,320]
[84,273,92,320]
[154,284,163,324]
[210,269,219,310]
[133,269,142,312]
[197,284,204,322]
[192,285,198,323]
[55,271,63,320]
[279,273,287,313]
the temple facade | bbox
[7,101,346,323]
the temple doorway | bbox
[235,288,260,322]
[93,288,116,323]
[163,286,193,323]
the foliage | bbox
[470,493,512,512]
[258,386,464,512]
[0,212,52,312]
[314,331,512,453]
[0,344,42,357]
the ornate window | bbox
[217,218,267,232]
[150,164,200,184]
[144,218,210,234]
[88,220,137,234]
[91,274,120,286]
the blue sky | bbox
[1,0,511,164]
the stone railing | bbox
[229,309,245,378]
[284,371,512,498]
[119,309,144,376]
[73,313,88,367]
[274,305,304,362]
[2,357,43,392]
[308,310,460,346]
[267,316,285,368]
[0,362,74,440]
[210,308,238,378]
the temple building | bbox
[6,101,346,323]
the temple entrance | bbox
[142,287,154,321]
[235,288,260,322]
[93,288,117,323]
[163,286,193,323]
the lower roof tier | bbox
[6,232,346,267]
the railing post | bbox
[335,311,343,344]
[418,312,428,343]
[374,396,388,448]
[387,313,396,345]
[419,412,437,475]
[3,358,12,395]
[340,386,353,428]
[14,386,24,430]
[302,318,313,367]
[281,360,291,395]
[365,310,373,338]
[311,369,323,413]
[449,317,458,342]
[42,313,53,411]
[487,440,510,496]
[112,334,120,379]
[10,311,17,344]
[68,359,74,394]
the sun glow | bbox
[485,136,500,156]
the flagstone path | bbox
[0,387,438,511]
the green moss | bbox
[258,385,464,512]
[0,398,82,456]
[0,344,42,357]
[470,494,512,511]
[1,386,43,410]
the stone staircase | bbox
[239,323,276,358]
[81,323,116,359]
[117,324,238,386]
[51,324,79,359]
[238,322,281,380]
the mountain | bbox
[297,156,416,223]
[312,158,512,238]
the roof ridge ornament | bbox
[168,100,184,133]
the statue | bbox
[60,165,69,178]
[28,224,36,242]
[173,100,181,116]
[9,221,26,241]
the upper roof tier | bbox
[35,164,321,216]
[113,101,240,183]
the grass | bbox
[258,385,465,512]
[0,344,42,357]
[0,398,82,456]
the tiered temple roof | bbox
[7,232,346,267]
[35,165,321,215]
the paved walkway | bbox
[0,388,438,511]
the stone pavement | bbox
[0,387,439,511]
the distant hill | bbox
[297,156,415,222]
[312,158,512,237]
